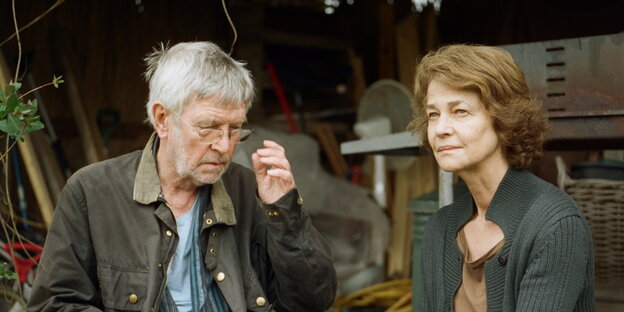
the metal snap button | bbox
[256,296,266,306]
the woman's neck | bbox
[459,160,510,218]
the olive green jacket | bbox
[420,168,595,311]
[28,134,336,312]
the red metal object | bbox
[3,242,43,283]
[267,62,300,134]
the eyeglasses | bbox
[171,110,254,145]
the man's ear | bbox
[152,102,169,137]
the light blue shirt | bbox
[167,198,199,312]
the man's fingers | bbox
[266,168,293,180]
[263,140,285,152]
[251,152,266,175]
[257,156,290,171]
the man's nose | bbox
[211,132,231,153]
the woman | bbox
[408,45,595,311]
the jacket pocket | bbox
[98,264,148,311]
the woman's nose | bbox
[433,115,453,136]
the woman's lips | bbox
[437,145,458,152]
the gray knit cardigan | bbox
[419,168,595,311]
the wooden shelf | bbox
[340,131,425,156]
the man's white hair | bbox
[143,41,255,127]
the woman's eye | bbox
[428,112,439,119]
[455,109,468,115]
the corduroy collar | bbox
[132,133,237,225]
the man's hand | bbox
[251,140,296,204]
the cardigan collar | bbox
[449,167,537,244]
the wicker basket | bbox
[556,156,624,285]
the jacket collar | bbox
[133,132,237,225]
[133,133,161,204]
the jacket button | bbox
[498,255,507,266]
[157,263,162,268]
[297,197,303,205]
[216,272,226,282]
[210,248,216,254]
[165,230,173,237]
[128,294,138,304]
[206,218,213,225]
[256,296,266,306]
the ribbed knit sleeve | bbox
[516,215,594,311]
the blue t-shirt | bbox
[167,197,199,312]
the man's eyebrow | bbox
[197,117,247,126]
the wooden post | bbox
[314,123,349,179]
[378,0,396,79]
[396,14,421,90]
[61,54,105,164]
[387,156,438,279]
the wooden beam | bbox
[348,48,366,108]
[30,131,66,204]
[314,123,349,179]
[263,30,349,51]
[378,0,396,79]
[386,156,438,279]
[395,14,421,90]
[60,54,105,164]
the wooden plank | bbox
[30,131,66,204]
[0,51,55,229]
[348,48,366,108]
[263,30,349,51]
[60,54,105,163]
[378,0,396,79]
[395,14,421,90]
[16,136,55,228]
[387,156,438,279]
[314,123,349,179]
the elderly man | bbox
[28,42,336,312]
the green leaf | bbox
[29,98,39,113]
[19,101,31,114]
[0,262,16,280]
[6,93,19,112]
[4,82,21,96]
[0,85,4,100]
[53,75,64,88]
[6,114,22,135]
[0,119,8,133]
[23,120,45,134]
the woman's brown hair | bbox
[407,44,549,169]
